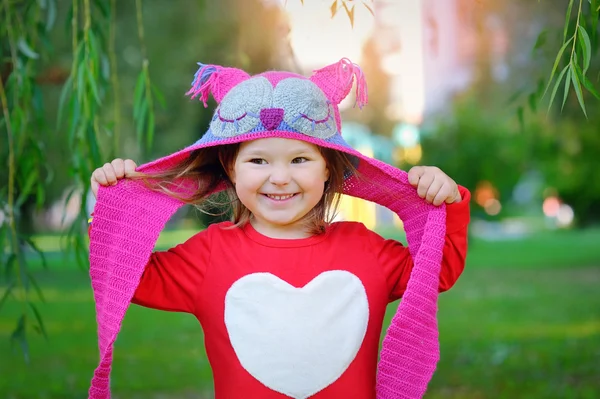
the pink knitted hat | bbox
[88,58,446,399]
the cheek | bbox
[234,168,264,192]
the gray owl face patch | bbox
[209,77,337,139]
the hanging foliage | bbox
[0,0,159,361]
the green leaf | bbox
[46,0,57,31]
[506,88,524,105]
[36,182,46,209]
[542,37,573,98]
[517,106,524,131]
[532,29,547,52]
[135,100,148,143]
[591,0,599,43]
[17,37,40,59]
[133,71,146,118]
[29,302,48,339]
[536,78,545,97]
[67,96,81,146]
[146,110,155,150]
[580,71,600,99]
[87,124,102,166]
[10,315,30,364]
[77,62,85,103]
[15,171,38,207]
[5,254,16,282]
[92,0,110,17]
[573,61,600,99]
[563,0,574,41]
[562,67,572,111]
[152,84,166,109]
[57,74,73,129]
[0,224,6,263]
[570,64,587,118]
[85,67,101,104]
[0,282,15,311]
[528,92,537,113]
[577,25,591,74]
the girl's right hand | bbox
[91,159,138,199]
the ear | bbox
[186,63,251,107]
[309,58,368,109]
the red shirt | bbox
[128,187,470,399]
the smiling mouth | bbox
[263,193,298,201]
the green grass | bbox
[2,227,600,398]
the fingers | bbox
[426,177,444,205]
[432,182,454,206]
[111,159,125,180]
[410,166,459,206]
[102,162,118,185]
[123,159,138,176]
[91,178,100,199]
[408,166,425,187]
[416,171,435,199]
[90,159,137,198]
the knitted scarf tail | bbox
[342,158,445,399]
[88,181,184,398]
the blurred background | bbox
[1,0,599,398]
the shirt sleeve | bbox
[130,228,212,314]
[375,185,471,302]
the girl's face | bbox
[230,138,330,239]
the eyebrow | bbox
[242,148,317,156]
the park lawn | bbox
[1,227,599,398]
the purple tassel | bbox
[186,62,220,107]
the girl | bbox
[87,59,470,399]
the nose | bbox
[269,165,291,185]
[260,108,284,130]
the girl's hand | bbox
[408,166,461,206]
[91,159,138,199]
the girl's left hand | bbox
[408,166,462,206]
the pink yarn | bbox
[88,59,446,399]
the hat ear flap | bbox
[309,58,368,109]
[186,63,251,107]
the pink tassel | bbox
[185,63,220,108]
[345,59,368,109]
[311,58,368,109]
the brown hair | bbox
[135,142,359,235]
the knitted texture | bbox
[88,59,446,399]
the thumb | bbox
[408,166,425,187]
[91,179,99,199]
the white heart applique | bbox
[224,270,369,399]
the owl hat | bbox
[88,59,446,399]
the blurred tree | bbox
[416,94,532,219]
[1,0,281,360]
[418,0,600,225]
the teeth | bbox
[267,194,294,201]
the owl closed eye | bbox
[210,77,273,137]
[273,78,337,139]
